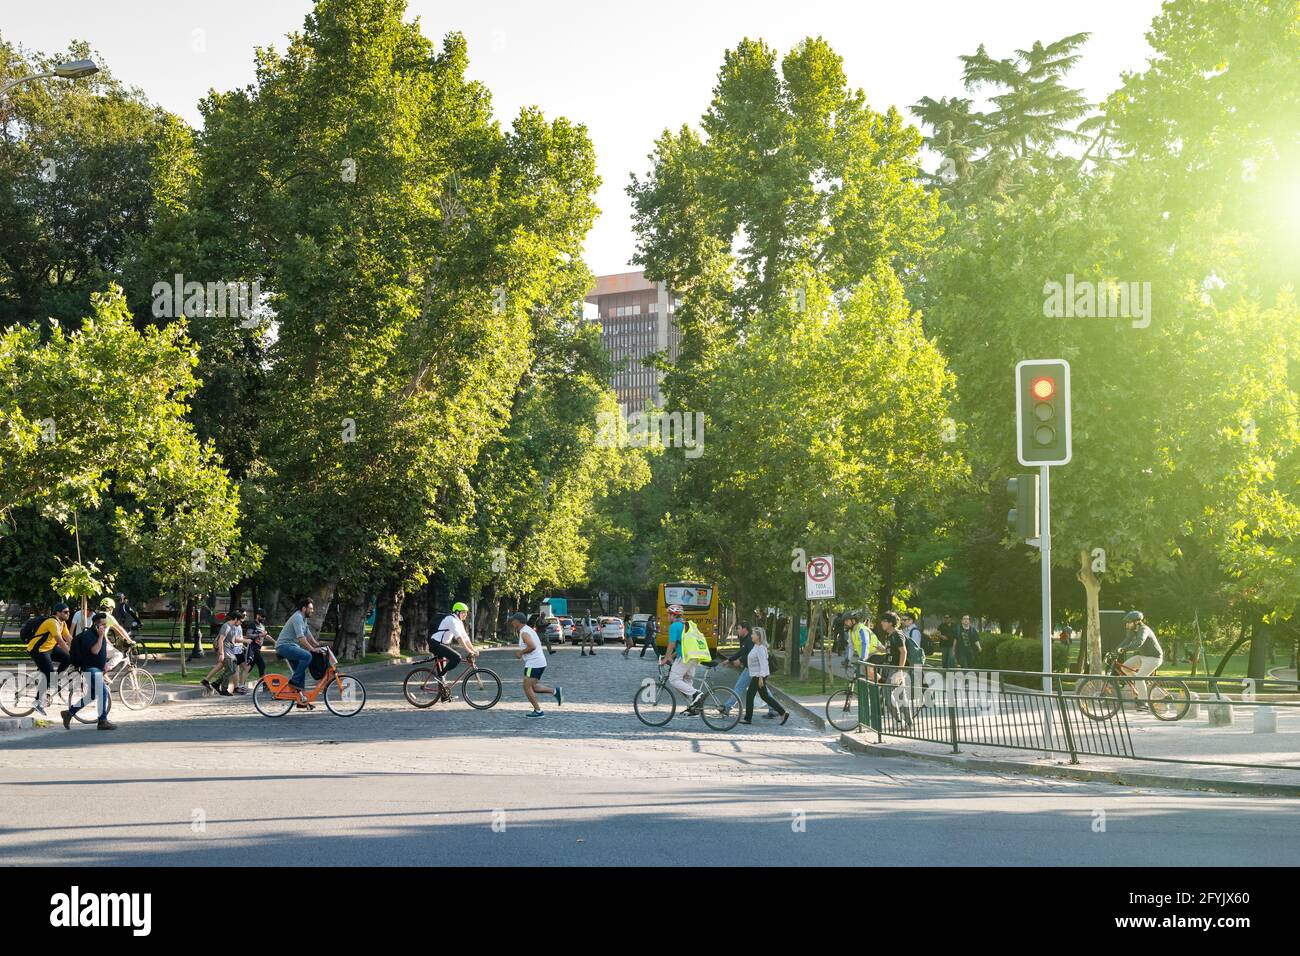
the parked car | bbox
[599,616,625,644]
[542,617,563,645]
[629,613,651,640]
[559,617,577,641]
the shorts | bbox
[523,666,546,681]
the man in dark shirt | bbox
[718,622,775,719]
[876,611,912,728]
[938,614,958,669]
[62,612,116,730]
[957,614,982,668]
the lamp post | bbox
[1,58,99,98]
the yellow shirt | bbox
[27,617,70,654]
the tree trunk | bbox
[335,593,369,660]
[400,587,428,654]
[1077,549,1103,673]
[307,580,336,638]
[370,581,405,656]
[800,601,820,678]
[786,577,802,676]
[1247,621,1270,681]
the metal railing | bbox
[853,663,1300,770]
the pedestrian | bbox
[241,608,270,687]
[205,608,246,696]
[580,615,597,657]
[876,611,912,728]
[740,627,789,725]
[957,614,982,668]
[24,602,74,717]
[510,612,562,718]
[640,614,658,658]
[938,613,959,669]
[1059,625,1074,647]
[901,611,926,708]
[718,622,773,718]
[61,612,116,730]
[274,598,322,708]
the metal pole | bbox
[1040,463,1053,751]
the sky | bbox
[6,0,1166,276]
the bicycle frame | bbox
[261,647,344,703]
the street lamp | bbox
[1,58,99,97]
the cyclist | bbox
[841,613,878,679]
[25,602,74,717]
[275,598,323,708]
[660,604,710,714]
[429,602,478,699]
[509,611,562,718]
[1118,610,1164,710]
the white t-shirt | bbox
[518,625,546,668]
[431,614,468,645]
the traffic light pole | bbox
[1040,463,1054,752]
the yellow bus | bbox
[655,582,719,651]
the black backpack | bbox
[19,614,51,648]
[309,650,329,680]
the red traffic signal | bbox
[1031,377,1056,401]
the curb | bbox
[835,733,1300,799]
[769,685,826,731]
[0,716,35,733]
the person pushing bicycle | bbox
[1117,610,1164,710]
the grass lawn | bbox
[764,652,851,698]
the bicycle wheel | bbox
[324,674,366,716]
[1076,677,1120,720]
[633,678,675,727]
[460,667,502,710]
[252,677,294,717]
[826,686,860,732]
[0,671,38,717]
[1149,679,1190,721]
[403,667,444,708]
[117,666,156,710]
[700,688,741,731]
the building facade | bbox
[585,271,679,410]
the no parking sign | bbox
[805,555,835,600]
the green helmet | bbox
[452,601,469,614]
[1123,610,1144,623]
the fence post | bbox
[947,673,960,754]
[1053,675,1079,765]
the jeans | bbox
[69,668,108,721]
[942,644,958,669]
[28,646,71,697]
[277,642,313,688]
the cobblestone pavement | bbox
[1,647,1297,866]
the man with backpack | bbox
[23,603,74,717]
[901,611,927,716]
[661,605,711,714]
[61,612,116,730]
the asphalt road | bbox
[1,647,1297,866]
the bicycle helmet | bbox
[452,601,469,613]
[668,604,684,616]
[1123,610,1144,623]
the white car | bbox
[599,616,625,644]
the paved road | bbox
[1,647,1297,865]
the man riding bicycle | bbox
[429,602,478,700]
[660,604,711,714]
[1117,610,1164,710]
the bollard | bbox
[1206,693,1234,727]
[1253,705,1277,734]
[1185,691,1200,720]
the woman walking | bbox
[741,627,789,725]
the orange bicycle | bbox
[252,647,366,717]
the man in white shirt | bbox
[510,612,562,718]
[429,601,478,695]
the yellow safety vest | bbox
[681,621,710,662]
[849,624,876,659]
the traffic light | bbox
[1007,474,1040,540]
[1015,359,1072,465]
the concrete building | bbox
[585,270,680,410]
